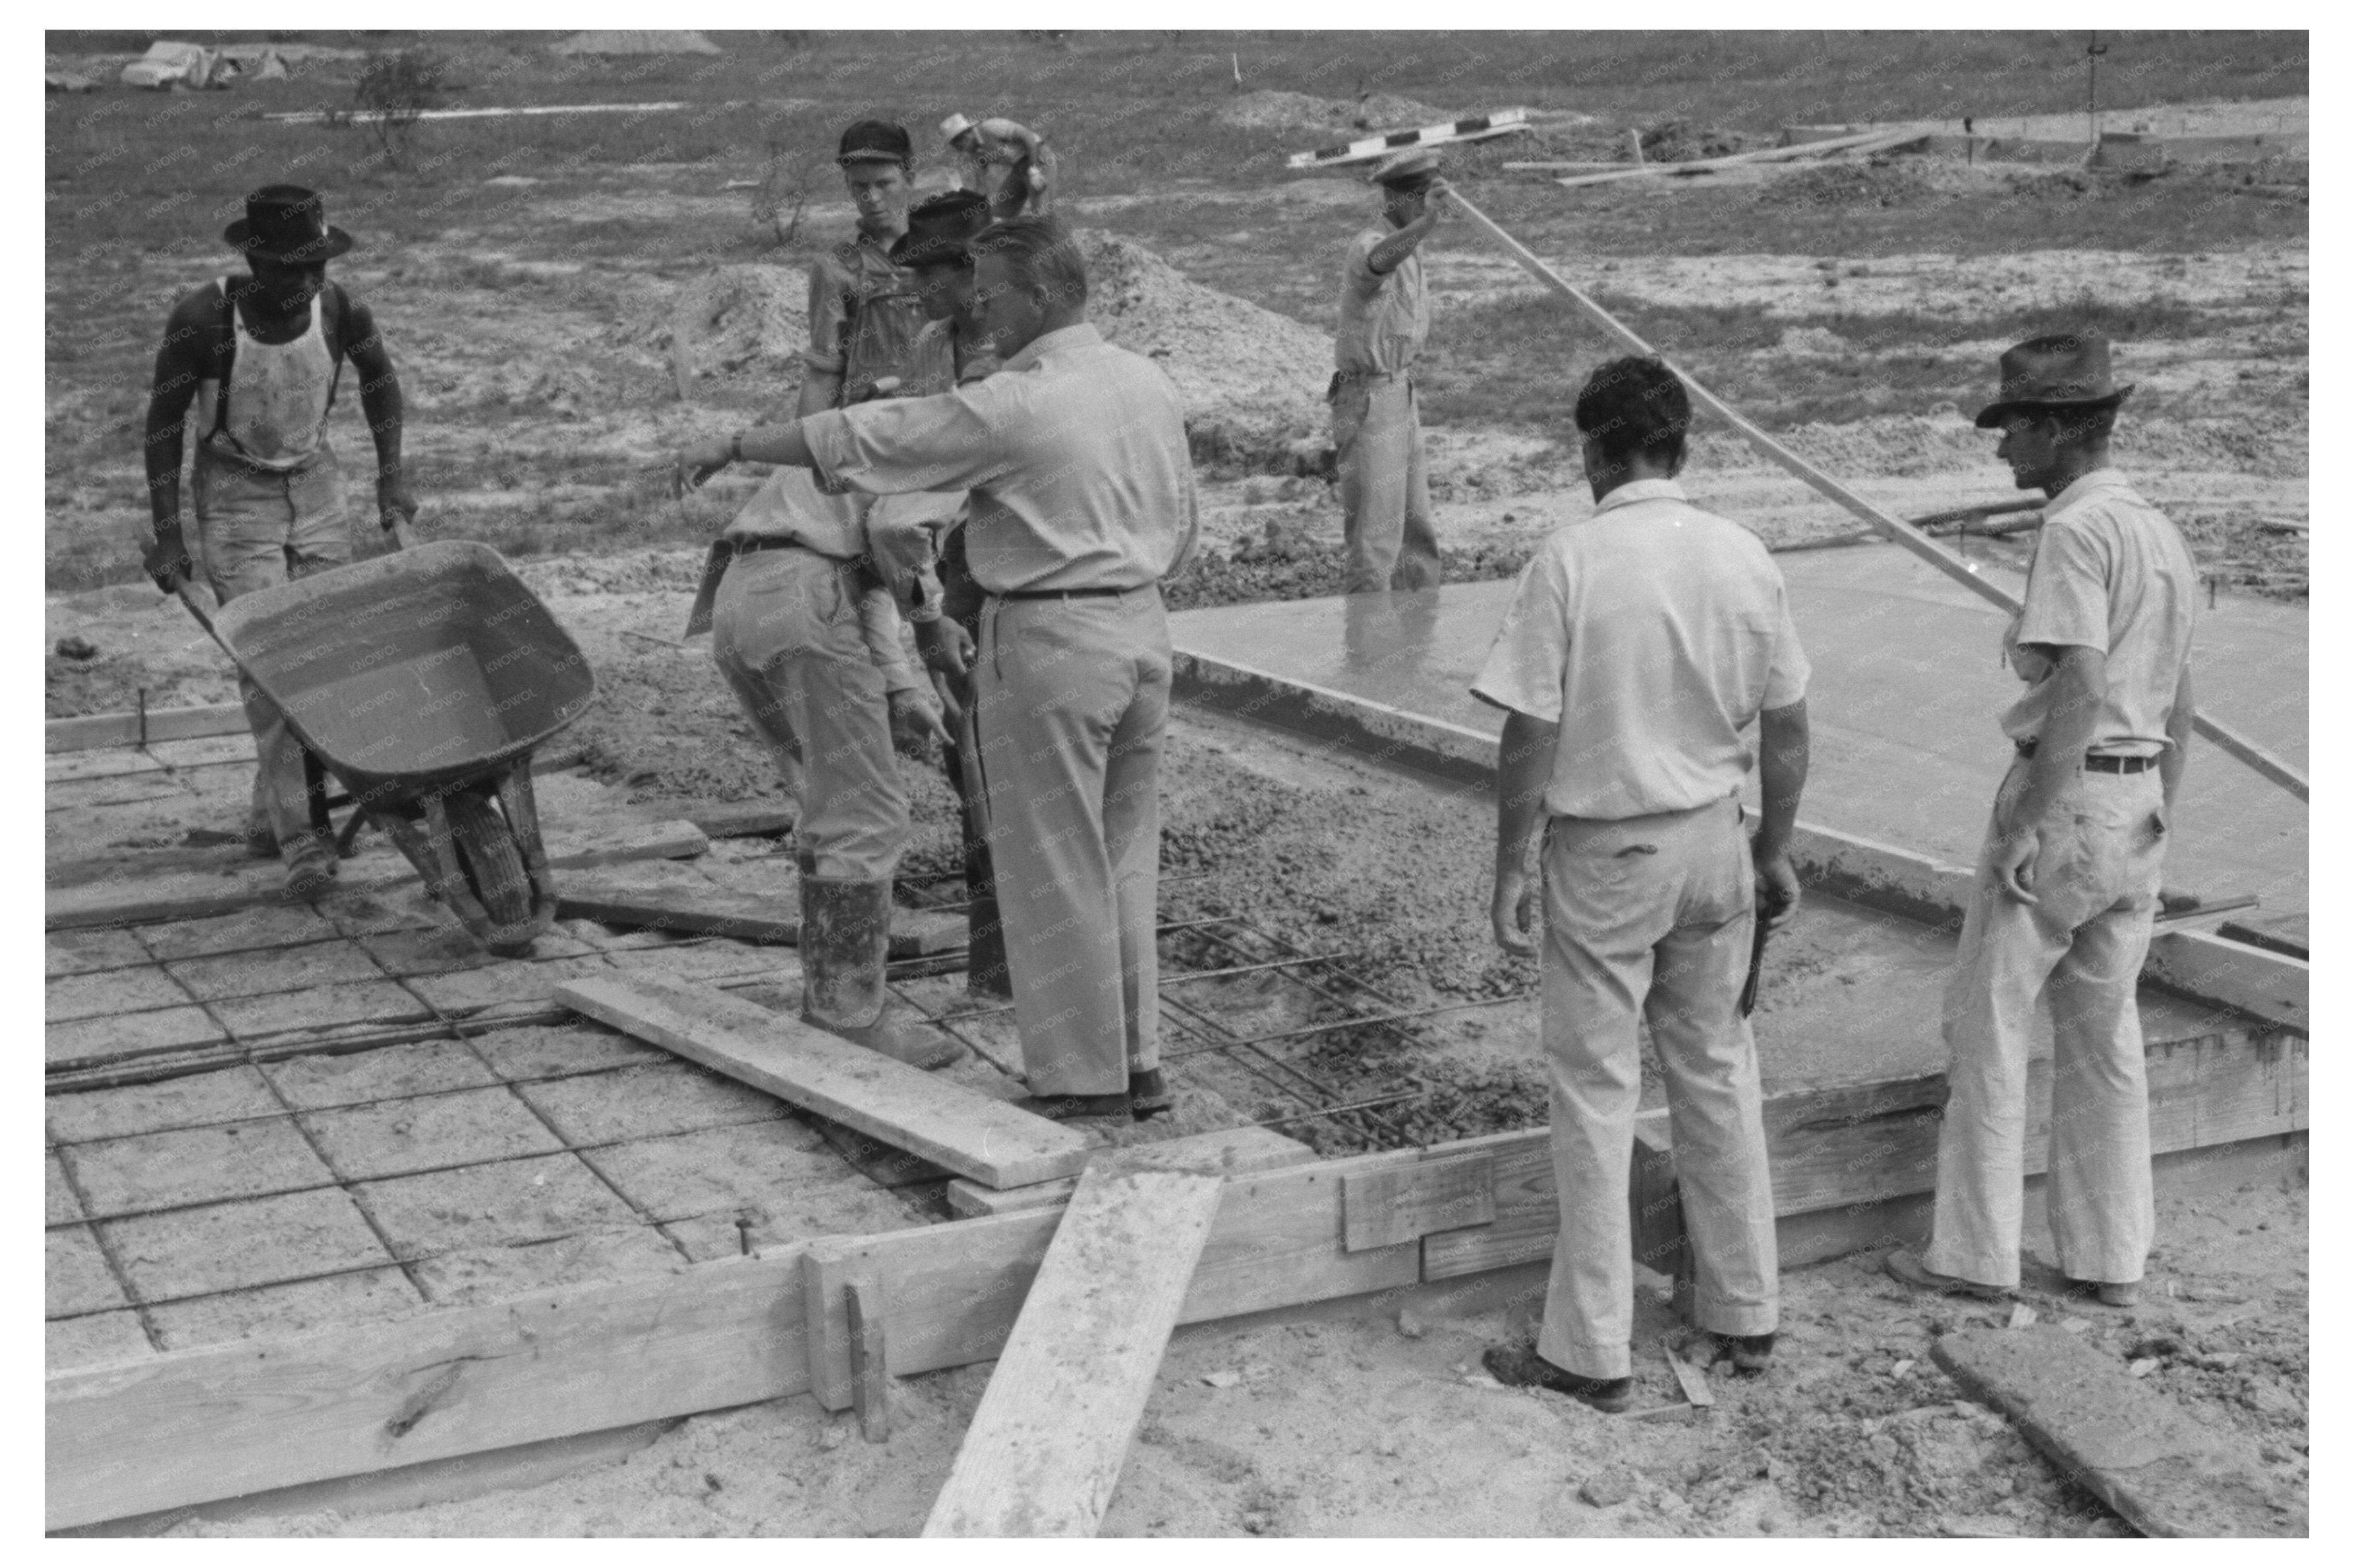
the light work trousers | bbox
[1334,374,1440,596]
[973,590,1169,1097]
[192,445,352,853]
[710,547,907,882]
[1536,796,1778,1380]
[1926,762,2168,1289]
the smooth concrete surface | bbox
[1169,542,2307,916]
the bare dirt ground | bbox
[47,32,2306,1538]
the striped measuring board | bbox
[1286,107,1532,169]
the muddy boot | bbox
[282,831,338,899]
[801,876,963,1071]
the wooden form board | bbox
[946,1124,1315,1218]
[922,1163,1226,1537]
[555,878,962,958]
[1445,188,2305,805]
[1935,1325,2305,1536]
[557,974,1093,1189]
[803,1148,1424,1411]
[1422,1027,2305,1281]
[1547,125,1930,188]
[45,1248,809,1532]
[1343,1150,1494,1250]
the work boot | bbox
[1481,1344,1634,1413]
[1883,1247,2010,1301]
[799,876,962,1071]
[1713,1331,1775,1374]
[1032,1090,1133,1124]
[2061,1276,2140,1308]
[1129,1067,1174,1121]
[282,833,338,899]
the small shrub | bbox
[352,47,448,171]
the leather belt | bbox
[724,534,811,559]
[2015,739,2158,773]
[992,583,1151,602]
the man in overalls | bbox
[142,185,416,895]
[676,124,965,1069]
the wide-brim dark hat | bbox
[223,184,353,263]
[890,190,991,267]
[1974,332,2135,428]
[1370,146,1443,188]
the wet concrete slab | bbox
[47,1309,152,1372]
[61,1118,336,1219]
[299,1086,569,1181]
[582,1119,848,1224]
[45,966,198,1024]
[46,1154,81,1225]
[47,1065,281,1144]
[355,1152,646,1261]
[408,1225,687,1307]
[148,1267,428,1353]
[513,1061,789,1146]
[262,1040,503,1111]
[207,979,428,1038]
[1168,547,2307,915]
[405,953,617,1015]
[136,905,344,962]
[46,928,151,977]
[467,1021,671,1080]
[46,1006,227,1070]
[164,939,389,1002]
[103,1188,396,1302]
[47,1225,130,1317]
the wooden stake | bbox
[849,1279,891,1443]
[1443,188,2308,804]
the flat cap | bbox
[1369,146,1443,187]
[837,119,912,166]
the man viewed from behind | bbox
[1472,356,1811,1411]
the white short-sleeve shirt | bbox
[1471,479,1809,820]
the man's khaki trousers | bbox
[192,445,351,854]
[1925,761,2167,1289]
[710,548,907,882]
[973,590,1168,1097]
[1334,374,1441,596]
[1536,796,1778,1380]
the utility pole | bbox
[2086,31,2108,146]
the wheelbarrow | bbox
[177,539,597,957]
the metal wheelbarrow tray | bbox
[206,540,596,954]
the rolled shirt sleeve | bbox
[1344,231,1385,297]
[803,387,1009,497]
[2013,515,2113,652]
[1470,551,1572,722]
[1762,588,1811,709]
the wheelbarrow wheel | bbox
[444,791,534,936]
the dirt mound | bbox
[550,30,720,55]
[1639,119,1754,162]
[1080,231,1330,470]
[1760,159,1939,208]
[1217,89,1453,133]
[617,265,811,397]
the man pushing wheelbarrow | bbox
[140,184,418,895]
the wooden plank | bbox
[1549,126,1929,188]
[46,701,248,754]
[556,974,1093,1189]
[545,820,709,870]
[44,1248,809,1532]
[557,876,960,959]
[946,1124,1315,1218]
[848,1279,890,1443]
[1447,187,2306,805]
[1934,1325,2305,1536]
[803,1148,1425,1411]
[2142,931,2309,1031]
[1421,1128,1553,1281]
[1343,1151,1495,1251]
[921,1162,1226,1537]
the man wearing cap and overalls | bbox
[1332,148,1447,613]
[940,113,1055,221]
[892,190,1012,997]
[677,122,964,1071]
[141,184,416,895]
[1886,334,2198,1311]
[672,215,1197,1125]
